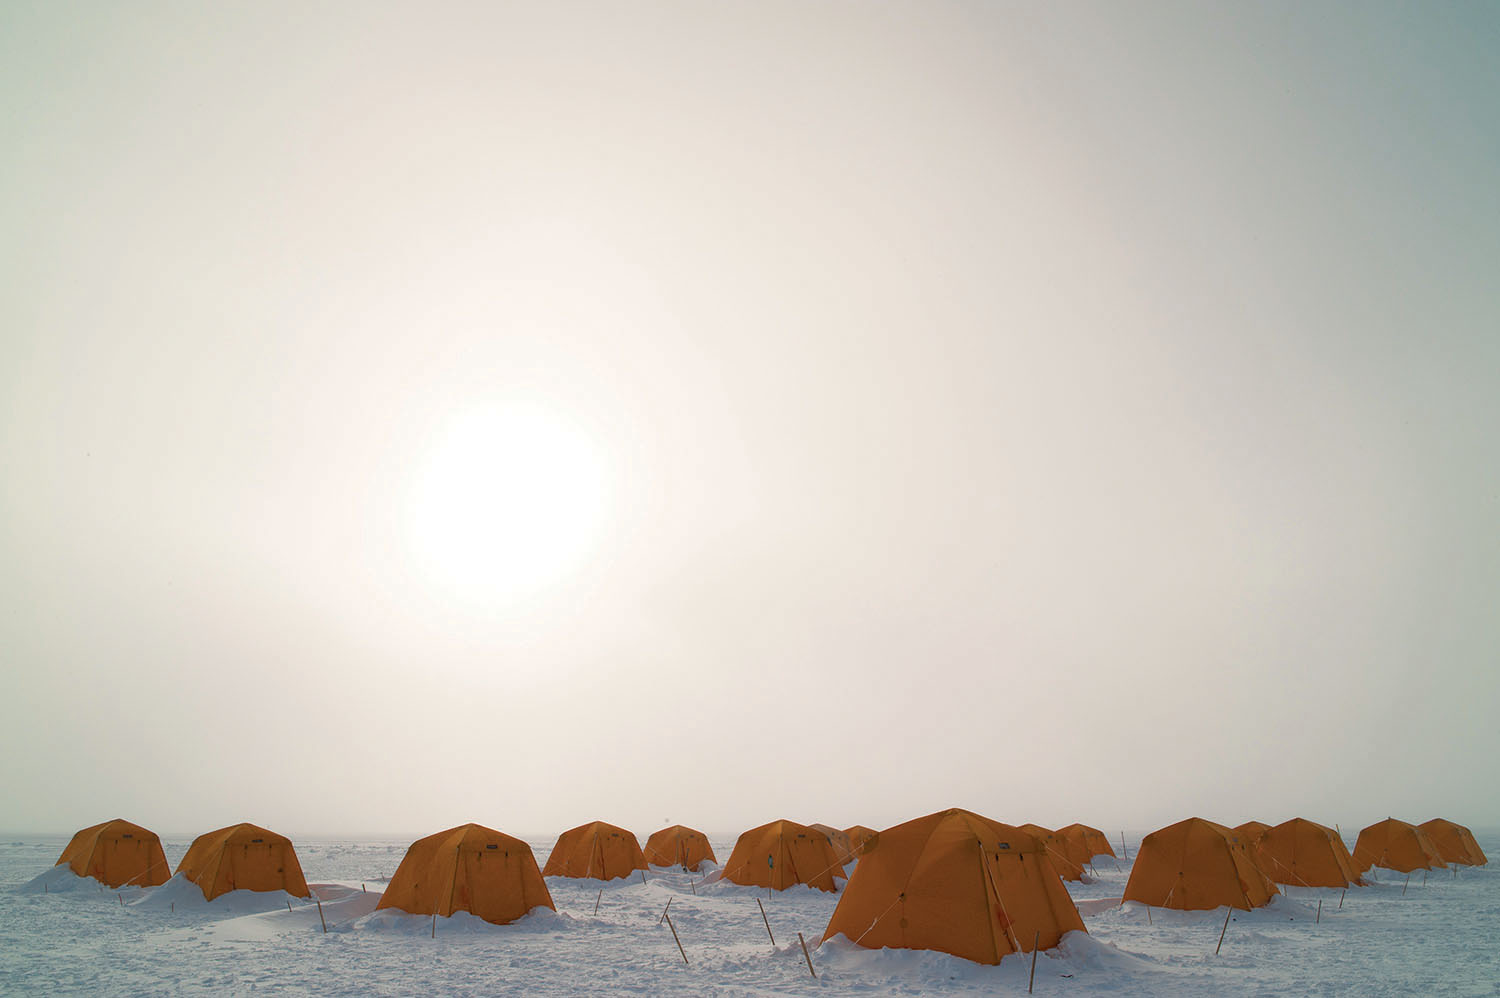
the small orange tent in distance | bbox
[1234,821,1271,844]
[809,824,855,866]
[56,819,171,889]
[1123,817,1278,911]
[1417,819,1488,867]
[643,825,716,872]
[845,825,877,855]
[1353,818,1446,874]
[542,822,647,880]
[176,823,309,901]
[1253,818,1360,888]
[376,823,553,924]
[824,809,1085,964]
[1019,824,1084,881]
[721,820,843,892]
[1055,823,1115,860]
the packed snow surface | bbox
[3,831,1496,996]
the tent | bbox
[1417,819,1487,867]
[376,823,553,924]
[542,821,647,880]
[1253,818,1361,888]
[721,819,844,892]
[1123,817,1278,910]
[809,823,855,867]
[1234,821,1271,844]
[823,808,1085,963]
[176,823,310,901]
[1019,823,1084,881]
[1353,818,1446,874]
[1054,823,1116,861]
[56,818,171,889]
[845,825,878,855]
[643,825,716,872]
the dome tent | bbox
[56,818,171,889]
[376,823,553,924]
[176,823,310,901]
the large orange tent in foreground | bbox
[177,823,310,901]
[1019,824,1084,881]
[542,821,648,880]
[56,818,171,889]
[643,825,716,872]
[1055,823,1116,861]
[824,808,1085,963]
[809,824,855,867]
[1417,819,1487,867]
[721,820,844,892]
[1123,817,1278,911]
[1353,819,1446,874]
[1253,818,1361,888]
[376,823,553,924]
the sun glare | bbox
[408,403,607,603]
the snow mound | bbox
[347,905,569,935]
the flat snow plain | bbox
[2,830,1496,996]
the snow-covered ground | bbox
[2,830,1495,996]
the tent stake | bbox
[431,913,435,938]
[316,894,327,933]
[757,896,775,945]
[1402,875,1409,896]
[1215,908,1232,955]
[1028,931,1039,993]
[659,896,673,925]
[594,889,602,915]
[665,911,689,965]
[798,932,816,978]
[1121,832,1128,861]
[1338,889,1345,909]
[1146,905,1152,925]
[689,876,696,895]
[1422,870,1428,886]
[1316,899,1322,924]
[287,900,292,911]
[641,870,648,886]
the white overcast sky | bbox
[2,1,1497,840]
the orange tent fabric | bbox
[643,825,716,872]
[56,818,171,889]
[1253,818,1360,888]
[1019,824,1084,881]
[176,823,310,900]
[376,823,553,924]
[1417,819,1488,867]
[721,819,844,892]
[1055,823,1115,860]
[1123,817,1278,911]
[1234,821,1271,844]
[809,824,855,866]
[845,825,878,855]
[1353,818,1446,874]
[823,808,1085,964]
[542,821,647,880]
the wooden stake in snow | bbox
[1121,832,1129,860]
[118,893,124,906]
[170,901,174,913]
[664,911,689,965]
[1146,905,1152,925]
[756,896,775,945]
[431,913,436,938]
[361,883,366,893]
[1215,907,1232,955]
[1422,870,1428,886]
[1338,889,1346,909]
[594,889,602,916]
[798,932,816,978]
[1028,931,1039,993]
[287,900,292,911]
[1402,875,1410,896]
[641,870,648,886]
[316,894,327,934]
[658,896,673,925]
[1316,899,1322,924]
[689,876,696,896]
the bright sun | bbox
[408,403,607,602]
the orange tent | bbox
[1417,819,1488,867]
[721,819,844,892]
[809,824,855,866]
[823,808,1085,963]
[1123,817,1278,911]
[1055,823,1115,860]
[643,825,716,872]
[1019,824,1084,881]
[176,823,310,900]
[56,818,171,889]
[375,823,553,924]
[1234,821,1271,844]
[845,825,878,855]
[542,821,647,880]
[1253,818,1360,888]
[1353,818,1446,874]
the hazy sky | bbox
[3,1,1497,841]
